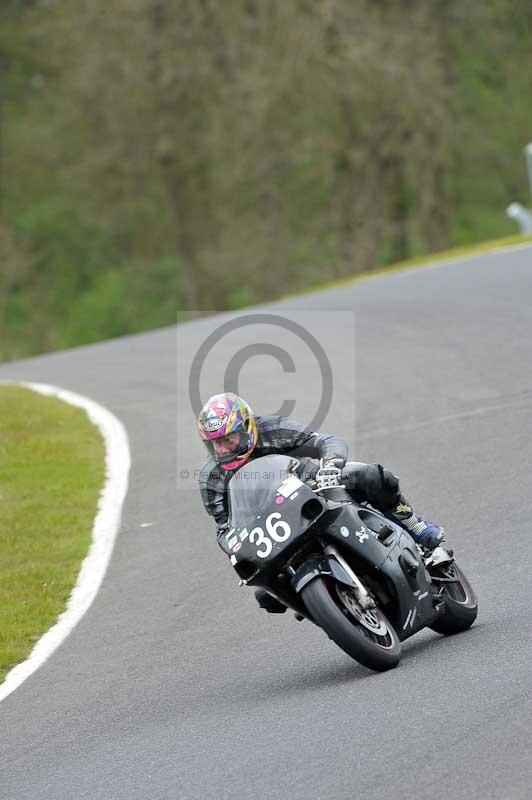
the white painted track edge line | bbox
[0,381,131,704]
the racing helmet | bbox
[197,392,258,470]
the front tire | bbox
[429,561,478,635]
[301,577,401,672]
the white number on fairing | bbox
[249,526,272,558]
[249,512,292,558]
[266,512,291,542]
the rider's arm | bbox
[258,415,348,467]
[198,461,230,545]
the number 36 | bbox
[249,512,292,558]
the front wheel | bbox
[429,561,478,635]
[301,577,401,672]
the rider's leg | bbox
[342,462,444,549]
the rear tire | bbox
[429,561,478,635]
[301,577,401,672]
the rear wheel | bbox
[429,561,478,635]
[301,577,401,672]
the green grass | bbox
[0,385,105,683]
[281,233,532,300]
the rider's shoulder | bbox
[256,414,309,436]
[255,413,280,432]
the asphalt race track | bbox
[1,244,531,800]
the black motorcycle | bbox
[220,454,478,672]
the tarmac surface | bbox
[1,244,531,799]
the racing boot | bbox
[254,588,287,614]
[388,496,444,550]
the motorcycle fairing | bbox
[319,503,442,639]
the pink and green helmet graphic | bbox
[197,392,258,470]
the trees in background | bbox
[1,0,531,358]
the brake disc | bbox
[337,586,388,636]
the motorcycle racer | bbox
[197,392,444,611]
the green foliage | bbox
[59,257,183,347]
[1,0,531,360]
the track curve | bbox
[1,244,531,800]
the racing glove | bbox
[315,456,345,489]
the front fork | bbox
[322,544,375,610]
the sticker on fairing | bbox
[277,476,304,498]
[355,527,369,543]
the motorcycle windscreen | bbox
[228,454,302,529]
[226,454,323,565]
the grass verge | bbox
[0,385,104,684]
[282,233,532,300]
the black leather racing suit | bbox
[198,415,402,546]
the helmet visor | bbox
[204,430,249,466]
